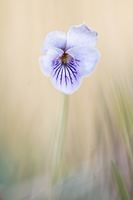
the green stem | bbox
[52,93,69,184]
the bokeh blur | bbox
[0,0,133,199]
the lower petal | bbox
[51,65,82,95]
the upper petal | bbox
[41,30,67,54]
[66,47,100,76]
[39,48,64,76]
[66,22,98,50]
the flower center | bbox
[60,52,71,64]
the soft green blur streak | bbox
[112,162,130,200]
[113,84,133,175]
[93,79,133,200]
[52,94,69,184]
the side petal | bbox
[41,30,67,54]
[51,64,82,95]
[66,22,98,50]
[66,47,100,76]
[39,48,64,76]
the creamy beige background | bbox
[0,0,133,172]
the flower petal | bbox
[66,47,100,76]
[41,30,67,54]
[66,22,98,50]
[51,64,82,95]
[39,48,64,76]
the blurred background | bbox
[0,0,133,199]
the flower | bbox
[39,22,100,95]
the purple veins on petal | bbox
[52,59,62,79]
[64,66,69,86]
[66,67,73,84]
[60,68,63,85]
[55,65,62,80]
[67,64,77,81]
[52,53,79,87]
